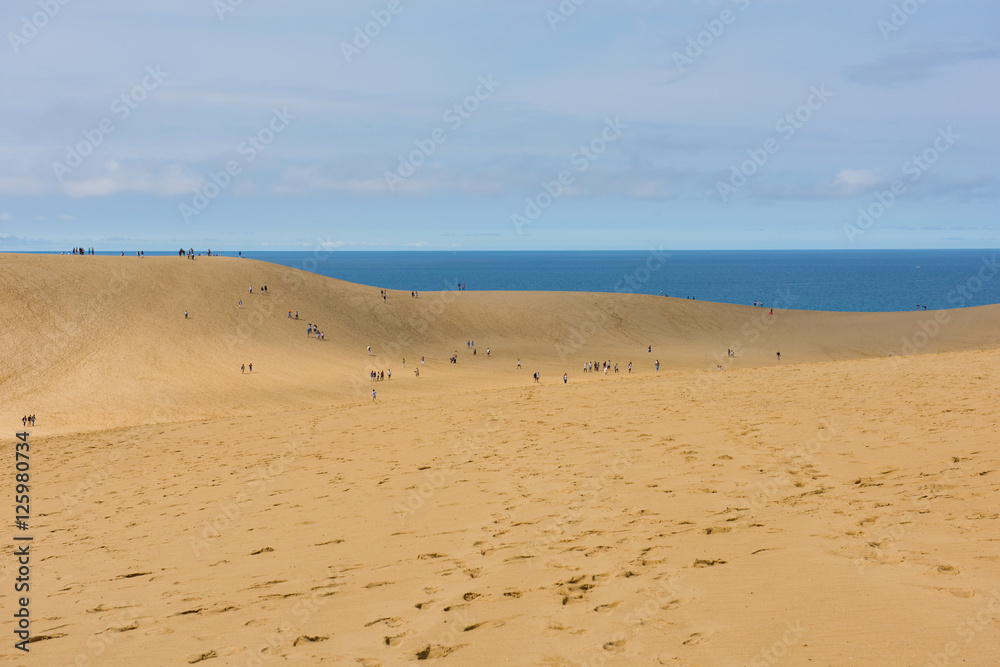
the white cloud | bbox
[0,211,10,220]
[60,164,203,197]
[831,169,885,196]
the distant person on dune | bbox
[628,362,632,373]
[241,364,245,374]
[563,373,568,383]
[249,363,252,372]
[517,359,521,369]
[777,352,781,361]
[655,360,659,371]
[372,389,376,402]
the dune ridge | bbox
[1,253,999,665]
[2,253,996,433]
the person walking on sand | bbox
[628,361,632,373]
[563,373,568,384]
[239,300,242,309]
[372,389,376,402]
[776,352,780,361]
[184,310,188,319]
[655,360,660,371]
[517,359,521,369]
[22,416,26,427]
[486,348,490,357]
[249,363,252,372]
[367,346,371,356]
[241,364,245,374]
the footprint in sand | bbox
[188,650,217,664]
[293,635,329,646]
[415,644,465,660]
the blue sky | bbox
[0,0,997,251]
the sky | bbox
[0,0,997,251]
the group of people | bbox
[71,247,94,255]
[179,248,218,258]
[307,325,325,340]
[370,369,390,381]
[583,360,622,374]
[410,291,420,298]
[21,415,35,427]
[241,363,253,373]
[251,285,268,294]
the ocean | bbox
[41,249,1000,313]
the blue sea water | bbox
[43,249,1000,313]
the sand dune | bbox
[2,254,996,433]
[1,253,999,665]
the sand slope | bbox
[1,254,999,665]
[2,254,996,433]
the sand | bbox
[1,253,998,665]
